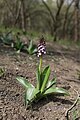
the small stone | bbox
[0,116,3,120]
[47,107,52,111]
[16,67,19,70]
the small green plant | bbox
[14,35,25,53]
[16,37,69,106]
[72,110,77,120]
[26,40,37,55]
[0,68,4,77]
[0,31,13,45]
[77,70,80,80]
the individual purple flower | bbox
[37,37,46,57]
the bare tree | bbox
[53,0,64,41]
[42,0,64,41]
[20,0,26,32]
[62,0,74,39]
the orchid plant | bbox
[16,37,69,106]
[14,35,25,53]
[0,31,13,46]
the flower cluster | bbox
[37,37,46,57]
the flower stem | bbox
[39,56,42,73]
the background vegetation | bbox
[0,0,80,43]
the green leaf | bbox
[24,90,29,106]
[0,68,4,77]
[42,66,49,79]
[26,40,33,54]
[30,47,37,54]
[26,40,37,55]
[26,87,35,104]
[1,31,13,45]
[41,66,50,93]
[14,37,24,51]
[28,40,33,51]
[46,77,56,89]
[16,77,34,88]
[26,87,39,105]
[18,42,24,50]
[44,87,69,96]
[38,66,50,90]
[36,66,50,91]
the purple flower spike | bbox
[37,37,46,57]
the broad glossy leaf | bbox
[39,66,50,90]
[31,48,37,54]
[46,77,56,89]
[36,66,50,91]
[26,87,39,104]
[44,87,69,96]
[14,37,24,51]
[26,40,33,54]
[0,68,4,77]
[27,41,37,55]
[28,40,33,51]
[42,66,50,77]
[26,48,30,54]
[24,90,29,105]
[41,66,50,93]
[1,31,12,45]
[26,87,35,102]
[16,77,34,88]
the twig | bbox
[65,90,80,120]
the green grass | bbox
[17,29,54,41]
[57,39,80,48]
[26,31,80,48]
[0,26,23,35]
[0,26,80,48]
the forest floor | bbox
[0,42,80,120]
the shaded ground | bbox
[0,42,80,120]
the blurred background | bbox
[0,0,80,44]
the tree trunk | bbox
[62,0,74,39]
[53,0,64,41]
[20,0,26,32]
[74,0,79,42]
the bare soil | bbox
[0,42,80,120]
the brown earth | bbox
[0,42,80,120]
